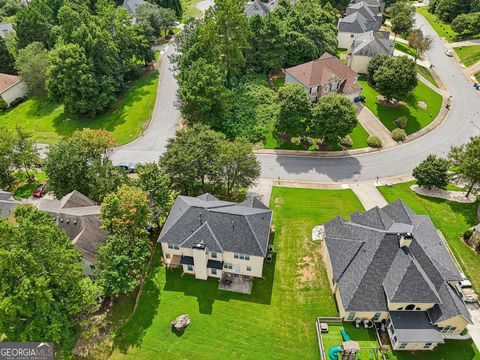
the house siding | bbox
[1,80,27,106]
[348,54,372,74]
[436,315,469,335]
[337,32,356,49]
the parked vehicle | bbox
[32,181,47,197]
[458,273,478,303]
[445,49,454,57]
[117,162,136,173]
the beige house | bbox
[0,73,28,107]
[346,30,393,74]
[158,194,272,294]
[322,200,472,351]
[285,52,362,102]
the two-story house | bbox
[346,30,393,74]
[158,194,272,294]
[285,52,362,102]
[322,200,472,351]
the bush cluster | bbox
[392,128,407,142]
[367,135,382,148]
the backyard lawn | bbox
[454,45,480,67]
[416,7,459,43]
[0,72,158,145]
[416,64,439,88]
[378,181,480,291]
[385,340,480,360]
[104,187,364,360]
[358,78,443,135]
[263,122,370,151]
[322,323,379,360]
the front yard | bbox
[454,45,480,67]
[416,7,459,43]
[358,78,443,135]
[99,187,363,360]
[0,71,158,145]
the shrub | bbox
[367,135,382,148]
[392,128,407,142]
[0,98,7,112]
[464,229,474,242]
[340,135,353,148]
[394,116,408,129]
[413,154,449,190]
[300,137,313,147]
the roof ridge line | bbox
[335,240,366,283]
[205,221,224,252]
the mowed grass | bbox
[0,72,158,145]
[12,171,47,200]
[359,78,442,135]
[378,181,480,291]
[106,187,364,360]
[454,45,480,67]
[394,41,417,58]
[385,340,480,360]
[263,122,370,150]
[417,64,439,88]
[416,7,459,43]
[322,323,378,360]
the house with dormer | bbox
[285,52,362,102]
[321,200,472,351]
[158,194,272,294]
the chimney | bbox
[399,232,413,248]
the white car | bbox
[445,49,454,57]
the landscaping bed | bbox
[358,77,442,135]
[0,71,158,145]
[454,45,480,67]
[94,187,364,359]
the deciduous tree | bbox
[412,155,449,189]
[391,12,414,41]
[449,136,480,197]
[0,37,15,74]
[407,29,432,60]
[0,206,100,349]
[275,84,311,137]
[15,41,49,95]
[0,126,16,188]
[373,56,417,102]
[13,126,39,182]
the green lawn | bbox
[378,181,480,291]
[385,340,480,360]
[263,122,370,151]
[322,324,378,360]
[454,45,480,67]
[105,187,364,360]
[417,64,439,88]
[180,0,202,20]
[359,78,443,135]
[12,171,47,200]
[0,72,158,145]
[416,7,459,42]
[394,41,418,58]
[476,72,480,83]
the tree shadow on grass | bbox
[111,246,162,354]
[163,253,277,315]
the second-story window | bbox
[211,252,217,258]
[168,243,180,250]
[234,253,250,260]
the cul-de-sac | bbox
[1,0,480,358]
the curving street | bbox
[111,12,480,182]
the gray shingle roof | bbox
[351,0,384,14]
[351,31,393,57]
[0,190,20,218]
[346,1,377,22]
[121,0,147,16]
[338,10,380,34]
[158,194,272,257]
[324,200,470,324]
[390,311,444,343]
[244,0,273,17]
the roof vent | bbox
[74,219,77,225]
[66,219,70,224]
[60,218,64,223]
[199,212,203,225]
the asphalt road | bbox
[111,13,480,182]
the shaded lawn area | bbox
[12,171,47,200]
[0,72,158,145]
[263,122,370,150]
[476,72,480,83]
[454,45,480,67]
[358,78,442,135]
[385,340,480,360]
[395,41,417,58]
[378,181,480,291]
[416,7,459,42]
[417,64,439,88]
[107,187,364,360]
[322,324,378,360]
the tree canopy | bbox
[372,56,417,101]
[412,154,449,190]
[275,83,311,138]
[449,136,480,197]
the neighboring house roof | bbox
[0,190,20,218]
[0,23,14,39]
[389,311,444,343]
[36,191,106,262]
[121,0,147,16]
[244,0,272,17]
[345,1,377,22]
[351,31,393,57]
[285,52,362,95]
[338,11,380,33]
[324,200,471,325]
[0,73,22,94]
[158,194,272,257]
[351,0,384,13]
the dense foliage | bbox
[372,56,418,101]
[0,206,100,350]
[413,154,449,190]
[449,136,480,197]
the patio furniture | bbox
[171,314,190,331]
[268,244,273,252]
[355,319,361,328]
[363,319,373,328]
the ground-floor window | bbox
[423,343,432,349]
[399,343,407,349]
[347,312,356,321]
[212,268,217,275]
[373,312,381,321]
[187,265,193,272]
[392,336,397,344]
[224,262,233,270]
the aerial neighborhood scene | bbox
[2,0,480,358]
